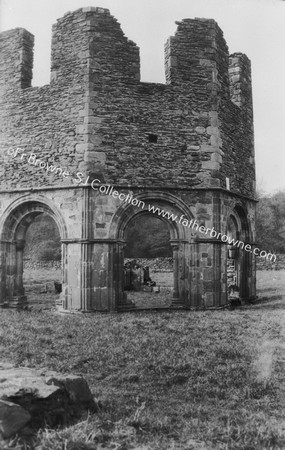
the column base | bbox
[170,296,185,308]
[117,300,136,311]
[9,296,28,309]
[0,301,9,308]
[117,292,136,310]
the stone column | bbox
[0,241,7,307]
[80,187,92,311]
[11,239,27,308]
[116,240,131,309]
[170,241,184,306]
[58,242,68,309]
[80,242,92,311]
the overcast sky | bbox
[1,0,284,195]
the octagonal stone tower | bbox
[0,8,256,311]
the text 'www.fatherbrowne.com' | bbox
[147,205,276,262]
[6,147,276,262]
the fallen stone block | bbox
[0,365,97,439]
[0,399,31,439]
[46,374,94,403]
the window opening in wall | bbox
[148,134,158,143]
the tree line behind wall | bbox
[255,190,285,254]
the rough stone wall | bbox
[216,53,255,196]
[163,19,255,197]
[88,17,229,188]
[0,83,86,189]
[0,8,255,196]
[0,28,34,94]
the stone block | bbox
[75,143,92,153]
[0,400,31,439]
[211,153,223,163]
[207,126,219,136]
[187,145,200,150]
[83,151,106,163]
[195,127,206,134]
[201,161,220,171]
[201,144,215,153]
[83,116,100,124]
[79,108,94,117]
[46,374,94,403]
[0,365,97,439]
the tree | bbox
[255,190,285,253]
[124,215,172,258]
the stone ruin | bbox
[0,7,256,312]
[124,260,156,292]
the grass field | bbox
[1,270,285,449]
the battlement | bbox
[0,28,34,94]
[229,53,253,113]
[165,17,229,95]
[0,8,255,198]
[63,6,110,16]
[50,7,140,85]
[0,10,251,105]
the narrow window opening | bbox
[148,134,158,143]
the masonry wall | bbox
[0,28,34,94]
[0,8,255,197]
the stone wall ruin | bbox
[0,7,256,311]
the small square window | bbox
[148,134,158,143]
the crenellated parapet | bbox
[165,18,229,104]
[0,9,255,198]
[229,52,253,114]
[0,28,34,94]
[51,7,140,85]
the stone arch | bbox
[0,194,67,308]
[0,194,67,241]
[226,203,252,301]
[109,191,194,309]
[110,191,193,239]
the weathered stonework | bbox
[0,7,256,311]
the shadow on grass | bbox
[257,287,280,293]
[249,295,285,310]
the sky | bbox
[0,0,284,195]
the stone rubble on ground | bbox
[0,361,97,440]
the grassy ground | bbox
[1,271,285,449]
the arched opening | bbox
[0,199,66,309]
[123,214,174,309]
[227,214,240,300]
[23,213,62,310]
[110,193,190,310]
[227,205,251,303]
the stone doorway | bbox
[23,213,62,310]
[123,214,174,309]
[110,194,190,311]
[226,206,253,304]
